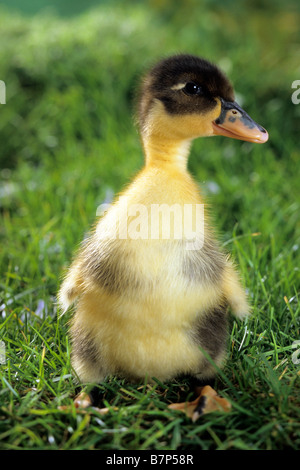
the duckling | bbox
[58,54,268,413]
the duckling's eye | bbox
[183,82,203,96]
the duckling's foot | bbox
[74,391,92,408]
[57,386,114,414]
[168,385,231,422]
[74,385,102,409]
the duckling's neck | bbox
[142,134,192,171]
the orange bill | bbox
[212,98,268,144]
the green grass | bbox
[0,0,300,450]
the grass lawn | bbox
[0,0,299,450]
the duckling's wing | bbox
[58,259,84,315]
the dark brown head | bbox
[138,54,268,144]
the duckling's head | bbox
[138,54,268,163]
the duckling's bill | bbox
[212,98,268,144]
